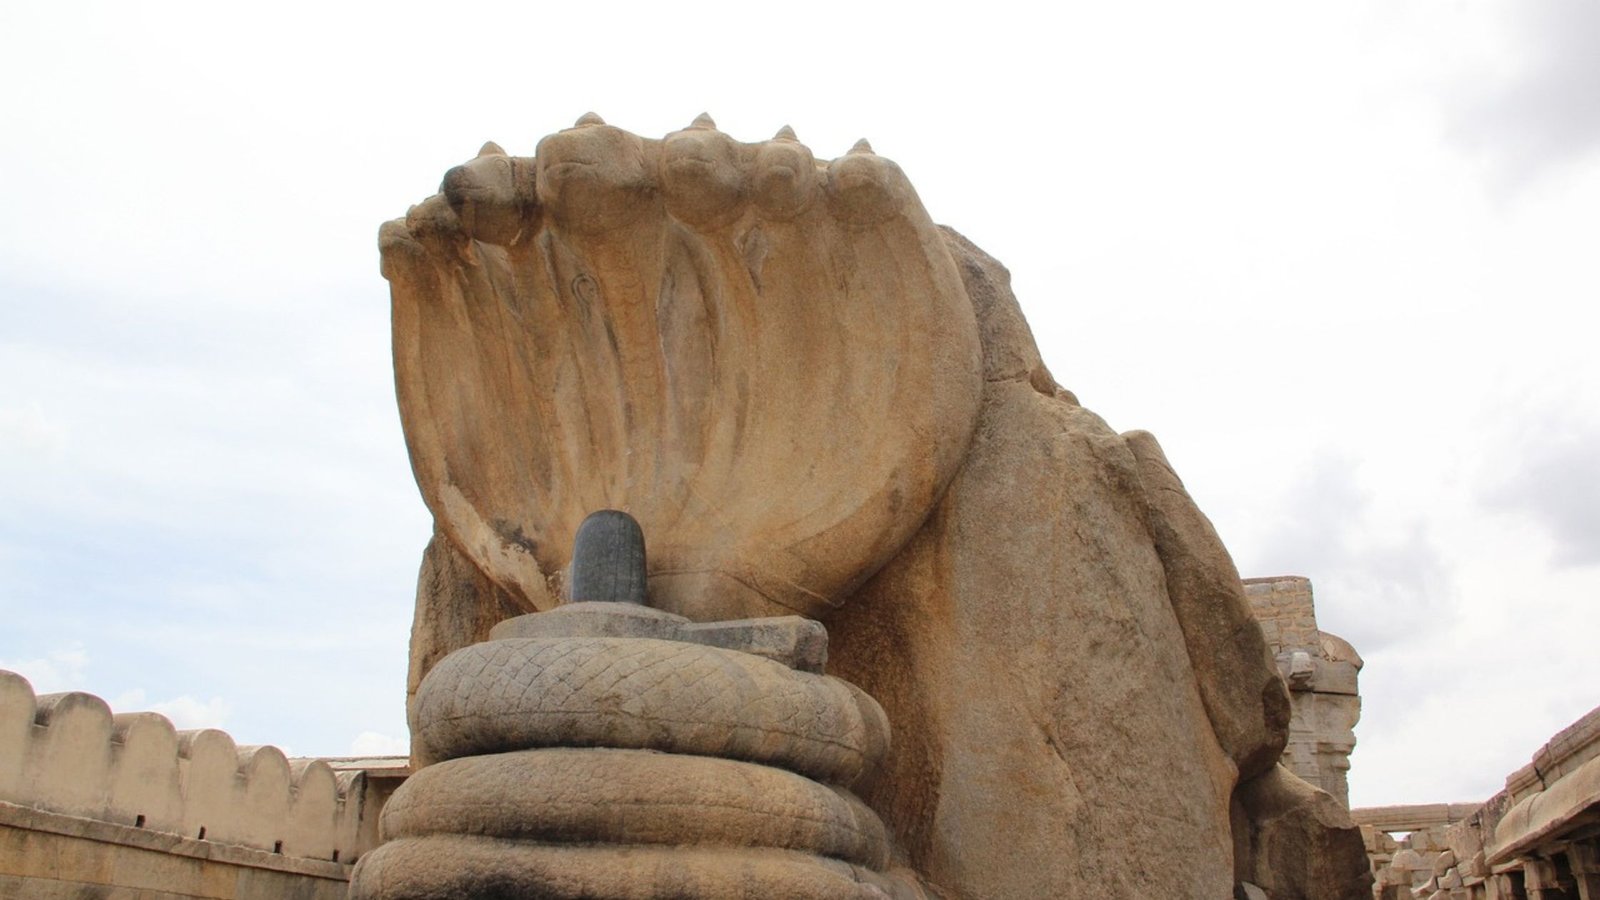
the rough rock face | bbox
[371,116,1369,899]
[828,233,1314,897]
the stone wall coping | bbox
[317,757,412,779]
[1351,803,1484,832]
[1241,575,1313,587]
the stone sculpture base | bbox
[349,602,917,900]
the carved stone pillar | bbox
[1567,843,1600,900]
[1526,859,1576,900]
[1494,871,1530,900]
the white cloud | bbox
[1448,0,1600,190]
[0,643,89,694]
[145,695,232,731]
[0,401,64,457]
[1482,408,1600,568]
[1244,452,1453,655]
[96,687,233,731]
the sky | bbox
[1,1,1596,808]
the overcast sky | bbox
[2,1,1596,809]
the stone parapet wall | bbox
[0,668,406,898]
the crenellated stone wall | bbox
[1243,576,1364,806]
[0,668,405,898]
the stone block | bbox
[489,602,829,672]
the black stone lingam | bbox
[569,509,647,605]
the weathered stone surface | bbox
[381,116,983,624]
[410,636,888,784]
[381,748,889,869]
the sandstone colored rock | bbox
[375,118,1369,899]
